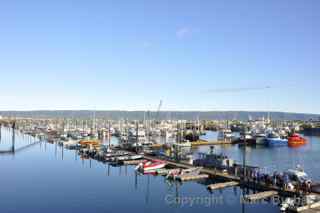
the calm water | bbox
[200,131,320,178]
[0,128,319,213]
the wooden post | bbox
[243,128,247,183]
[11,122,16,153]
[135,121,139,153]
[108,121,111,148]
[0,123,2,141]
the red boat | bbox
[288,133,307,147]
[136,159,167,172]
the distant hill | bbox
[0,110,319,121]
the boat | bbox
[254,133,266,145]
[251,129,266,145]
[285,166,312,184]
[166,167,202,180]
[128,129,147,143]
[217,129,233,141]
[288,133,307,147]
[115,154,144,162]
[105,151,129,158]
[265,132,288,147]
[193,146,234,170]
[236,130,256,145]
[240,131,253,141]
[136,159,167,172]
[79,140,100,146]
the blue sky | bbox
[0,0,319,113]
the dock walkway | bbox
[140,153,320,197]
[244,191,278,202]
[207,181,239,190]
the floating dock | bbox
[289,202,320,212]
[244,191,278,202]
[123,151,320,198]
[207,181,239,191]
[175,174,209,182]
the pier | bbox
[207,181,239,190]
[175,174,209,182]
[139,152,320,198]
[289,202,320,212]
[0,123,43,155]
[244,191,278,202]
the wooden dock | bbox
[297,207,320,213]
[125,151,320,198]
[207,181,239,191]
[175,174,209,182]
[288,201,320,212]
[143,154,240,181]
[244,191,278,202]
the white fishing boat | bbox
[285,166,311,184]
[218,129,233,140]
[252,129,266,145]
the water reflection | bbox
[199,131,320,178]
[0,128,284,213]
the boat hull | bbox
[288,139,307,147]
[137,160,167,172]
[288,135,307,147]
[255,137,266,145]
[265,138,288,147]
[143,163,166,171]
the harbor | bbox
[2,0,320,212]
[1,116,320,212]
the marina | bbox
[1,116,320,213]
[1,0,320,212]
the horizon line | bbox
[0,109,319,115]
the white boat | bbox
[166,167,202,180]
[265,132,288,147]
[252,129,266,145]
[218,129,233,140]
[129,129,147,143]
[105,151,129,158]
[285,166,311,184]
[240,131,253,140]
[116,154,144,161]
[255,133,266,145]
